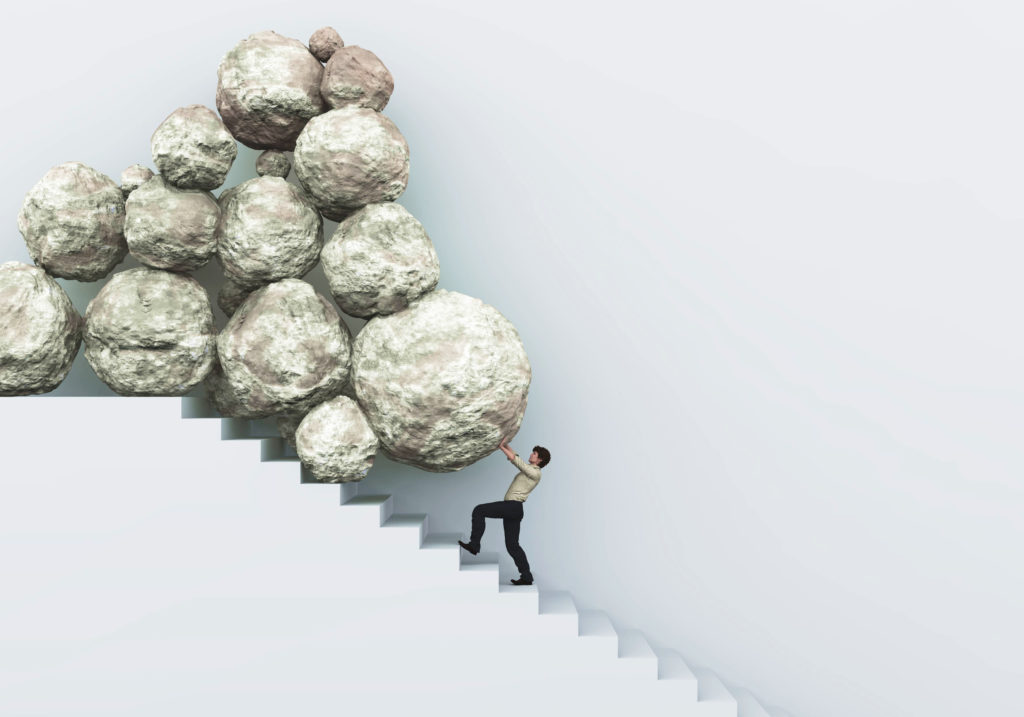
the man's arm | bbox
[498,437,516,461]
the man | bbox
[459,437,551,586]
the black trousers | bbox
[468,500,532,580]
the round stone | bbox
[256,150,292,178]
[216,30,326,151]
[295,395,379,482]
[215,176,323,286]
[309,26,344,63]
[17,161,127,282]
[321,202,439,318]
[321,45,394,111]
[151,105,237,190]
[0,262,83,396]
[293,106,410,221]
[212,279,352,418]
[217,276,260,317]
[120,164,154,198]
[83,267,216,396]
[125,175,219,272]
[351,289,531,472]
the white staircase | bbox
[0,396,787,716]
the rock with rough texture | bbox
[204,357,249,417]
[125,176,219,272]
[321,202,439,318]
[295,395,379,481]
[217,276,260,317]
[256,150,291,178]
[351,289,531,472]
[215,176,323,286]
[321,45,394,111]
[0,262,83,396]
[293,106,410,221]
[120,164,154,198]
[151,105,237,190]
[216,31,326,151]
[309,26,344,63]
[84,267,216,396]
[17,162,127,282]
[211,279,352,418]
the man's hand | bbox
[498,436,515,460]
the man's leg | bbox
[468,501,508,551]
[502,501,532,581]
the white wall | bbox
[3,2,1022,715]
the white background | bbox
[3,1,1023,715]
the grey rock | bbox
[204,357,249,417]
[120,164,154,198]
[274,379,357,448]
[0,262,83,395]
[321,45,394,111]
[296,395,379,482]
[215,176,323,286]
[309,26,344,63]
[293,106,409,220]
[321,202,439,318]
[124,175,219,272]
[216,30,326,151]
[17,161,127,282]
[256,150,292,178]
[213,278,352,418]
[151,105,237,191]
[351,289,531,472]
[217,276,260,317]
[83,267,216,396]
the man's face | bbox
[528,451,540,466]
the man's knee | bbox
[472,504,484,516]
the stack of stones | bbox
[0,27,532,482]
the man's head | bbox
[529,445,551,468]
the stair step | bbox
[652,647,699,701]
[578,608,616,637]
[496,583,540,616]
[732,686,772,717]
[421,532,462,549]
[382,513,428,546]
[693,667,740,717]
[615,628,659,682]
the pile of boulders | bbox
[0,27,531,482]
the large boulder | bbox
[350,289,531,472]
[17,162,127,282]
[150,105,237,190]
[0,262,83,395]
[293,105,409,221]
[83,267,217,396]
[295,395,379,482]
[214,176,323,286]
[210,279,352,418]
[216,30,326,151]
[321,202,439,318]
[124,175,219,272]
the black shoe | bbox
[511,576,533,585]
[458,540,479,555]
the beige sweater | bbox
[504,452,542,502]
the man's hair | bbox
[533,445,551,468]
